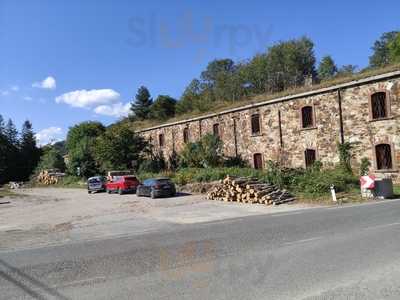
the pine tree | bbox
[130,86,153,120]
[0,115,8,183]
[318,56,338,81]
[19,120,40,180]
[4,119,18,146]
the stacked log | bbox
[207,175,295,205]
[37,170,65,185]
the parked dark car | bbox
[87,176,107,193]
[136,178,176,198]
[106,175,140,195]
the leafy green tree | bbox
[176,79,203,114]
[36,147,66,172]
[66,121,105,178]
[19,121,40,180]
[317,56,338,81]
[130,86,153,120]
[94,123,149,171]
[241,54,269,94]
[369,31,399,68]
[389,32,400,63]
[265,37,317,92]
[150,95,176,120]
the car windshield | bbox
[156,179,172,184]
[88,178,101,184]
[124,176,137,181]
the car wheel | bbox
[118,188,123,195]
[107,189,111,194]
[88,190,91,194]
[150,190,156,199]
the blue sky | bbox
[1,0,399,144]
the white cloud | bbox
[11,85,19,91]
[0,90,9,96]
[23,96,33,101]
[35,127,64,146]
[94,102,131,117]
[55,89,120,108]
[32,76,56,90]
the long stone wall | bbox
[138,71,400,182]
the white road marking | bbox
[54,276,107,288]
[282,236,323,246]
[364,222,400,231]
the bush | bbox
[223,155,249,168]
[293,166,358,196]
[180,134,223,168]
[138,151,166,173]
[360,157,371,176]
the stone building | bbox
[138,70,400,181]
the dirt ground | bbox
[0,188,312,251]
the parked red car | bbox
[106,176,140,195]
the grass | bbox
[132,64,400,131]
[393,185,400,198]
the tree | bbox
[337,64,358,77]
[0,115,8,183]
[369,31,399,68]
[3,119,19,181]
[176,79,203,114]
[317,56,338,81]
[4,119,18,146]
[241,54,269,94]
[150,95,177,120]
[389,32,400,63]
[130,86,153,120]
[265,37,317,92]
[19,121,40,180]
[66,121,105,178]
[94,123,149,171]
[36,147,66,172]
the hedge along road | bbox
[0,187,312,251]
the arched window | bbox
[375,144,393,170]
[304,149,316,168]
[251,114,260,135]
[213,123,220,137]
[158,134,165,147]
[301,106,314,128]
[253,153,263,169]
[183,127,189,144]
[371,92,388,119]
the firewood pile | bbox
[207,175,296,205]
[37,170,65,185]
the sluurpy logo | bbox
[127,10,273,62]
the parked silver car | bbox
[87,176,107,194]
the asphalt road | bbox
[2,200,400,300]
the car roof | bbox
[88,176,103,180]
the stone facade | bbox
[138,70,400,182]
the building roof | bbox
[137,68,400,133]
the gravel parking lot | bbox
[0,188,310,251]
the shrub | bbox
[359,157,371,176]
[223,155,249,168]
[180,134,223,168]
[138,151,166,173]
[293,166,358,196]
